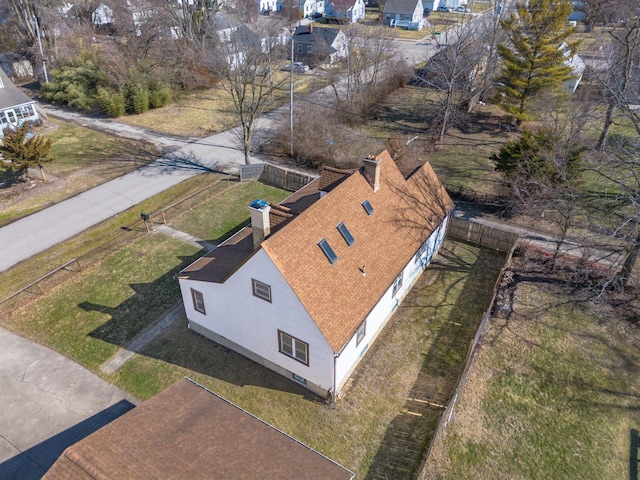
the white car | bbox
[280,62,310,73]
[455,5,470,13]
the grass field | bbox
[424,255,640,479]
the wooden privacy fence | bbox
[447,216,518,253]
[241,163,315,192]
[416,230,519,479]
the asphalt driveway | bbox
[0,327,136,479]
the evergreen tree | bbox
[495,0,580,123]
[0,123,54,178]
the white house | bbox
[178,151,454,398]
[324,0,365,23]
[0,69,39,138]
[91,3,114,26]
[383,0,424,29]
[561,42,586,94]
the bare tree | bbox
[416,21,490,140]
[328,24,408,123]
[211,22,288,164]
[591,18,640,150]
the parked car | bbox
[436,5,451,12]
[280,62,310,73]
[455,5,470,12]
[311,12,323,18]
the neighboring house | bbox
[43,378,355,479]
[302,0,325,17]
[383,0,424,29]
[325,0,365,23]
[91,3,114,26]
[0,69,39,138]
[178,150,454,398]
[292,24,348,65]
[568,0,586,22]
[561,42,586,93]
[257,0,278,14]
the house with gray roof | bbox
[0,69,39,138]
[383,0,424,28]
[292,24,348,66]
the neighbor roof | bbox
[383,0,421,14]
[43,378,354,480]
[0,69,35,111]
[293,25,341,48]
[261,150,453,352]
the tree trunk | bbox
[597,101,615,151]
[619,231,640,288]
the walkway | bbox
[0,327,136,479]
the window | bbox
[392,271,403,297]
[307,45,312,53]
[297,44,302,53]
[337,222,355,246]
[362,200,374,215]
[252,278,272,302]
[0,111,6,123]
[279,331,309,365]
[318,239,338,264]
[356,320,366,346]
[191,288,206,314]
[414,241,428,263]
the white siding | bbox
[180,249,335,391]
[334,216,449,393]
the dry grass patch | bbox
[424,254,640,479]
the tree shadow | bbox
[80,254,321,403]
[0,400,134,480]
[138,150,231,176]
[0,169,26,189]
[364,245,506,479]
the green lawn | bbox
[171,181,292,243]
[3,235,200,371]
[0,118,159,227]
[425,261,640,479]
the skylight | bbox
[362,200,374,215]
[337,222,355,246]
[318,239,338,264]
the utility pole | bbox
[290,35,294,158]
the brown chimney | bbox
[363,156,382,192]
[249,200,271,249]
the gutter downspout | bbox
[332,353,338,403]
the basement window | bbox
[318,239,338,264]
[362,200,374,215]
[337,222,355,246]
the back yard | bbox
[424,251,640,479]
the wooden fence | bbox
[241,163,315,191]
[416,224,519,479]
[447,216,518,253]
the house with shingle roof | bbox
[324,0,365,23]
[43,378,354,480]
[292,24,348,66]
[0,69,39,138]
[178,151,453,398]
[383,0,424,29]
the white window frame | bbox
[392,271,403,297]
[252,278,272,303]
[278,330,309,365]
[191,288,206,314]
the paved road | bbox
[0,119,271,273]
[0,327,137,479]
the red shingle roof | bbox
[43,378,354,480]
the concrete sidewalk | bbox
[0,327,137,479]
[0,118,274,274]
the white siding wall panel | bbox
[179,249,335,391]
